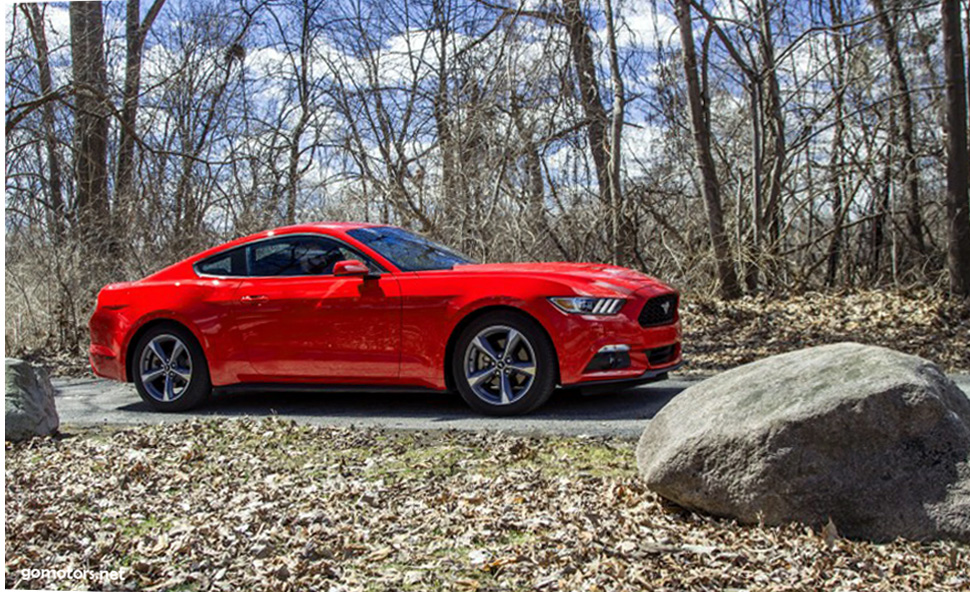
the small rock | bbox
[404,570,424,585]
[5,359,59,441]
[468,549,489,567]
[617,540,637,554]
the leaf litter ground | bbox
[682,290,970,374]
[6,419,969,591]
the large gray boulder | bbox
[5,358,59,441]
[637,343,970,542]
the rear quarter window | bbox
[195,248,246,276]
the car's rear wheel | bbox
[452,311,556,416]
[133,324,211,411]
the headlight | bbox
[548,297,625,315]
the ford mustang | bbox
[89,223,682,415]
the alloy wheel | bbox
[139,334,193,402]
[463,325,537,405]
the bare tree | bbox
[872,0,926,259]
[115,0,167,239]
[603,0,626,265]
[70,1,111,250]
[477,0,635,263]
[258,0,328,224]
[757,0,786,283]
[825,0,847,286]
[674,0,741,299]
[21,4,65,241]
[6,0,968,358]
[942,0,970,296]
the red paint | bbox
[89,223,682,391]
[333,259,370,276]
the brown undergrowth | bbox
[681,290,970,375]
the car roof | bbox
[184,222,385,265]
[141,222,393,282]
[228,221,383,246]
[274,221,384,232]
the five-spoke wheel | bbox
[139,334,193,402]
[132,324,211,411]
[453,311,556,415]
[464,326,537,405]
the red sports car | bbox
[89,223,682,415]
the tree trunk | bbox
[116,0,166,238]
[432,0,458,209]
[747,79,763,292]
[562,0,610,202]
[826,0,846,287]
[675,0,741,299]
[286,1,313,225]
[758,0,786,286]
[286,112,309,225]
[870,157,890,282]
[22,4,65,242]
[873,0,926,259]
[942,0,970,297]
[603,0,628,266]
[70,1,111,251]
[23,4,73,350]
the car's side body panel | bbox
[232,274,403,383]
[89,222,683,395]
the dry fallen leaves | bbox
[681,290,970,375]
[5,418,969,591]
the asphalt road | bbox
[52,374,970,440]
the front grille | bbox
[647,345,677,366]
[639,294,678,327]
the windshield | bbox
[347,226,475,271]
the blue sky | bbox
[6,0,932,226]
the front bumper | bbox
[549,287,683,387]
[573,360,685,392]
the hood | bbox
[449,262,670,296]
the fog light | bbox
[584,344,632,372]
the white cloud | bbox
[615,0,678,49]
[44,4,70,42]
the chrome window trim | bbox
[193,232,388,279]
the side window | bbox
[248,236,370,277]
[196,247,246,276]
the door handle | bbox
[241,294,269,304]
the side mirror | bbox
[333,259,370,277]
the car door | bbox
[234,234,402,383]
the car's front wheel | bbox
[132,324,211,411]
[452,311,557,416]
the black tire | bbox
[132,323,211,411]
[451,311,557,416]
